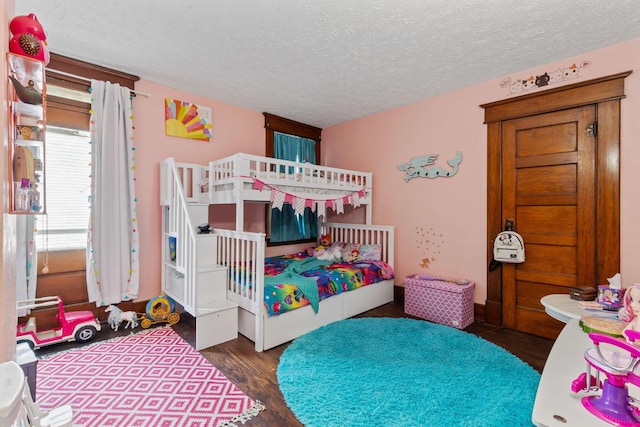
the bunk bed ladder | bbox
[160,158,200,315]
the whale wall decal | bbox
[397,151,463,182]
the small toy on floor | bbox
[17,296,101,349]
[105,305,139,331]
[139,295,180,328]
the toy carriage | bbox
[139,295,180,328]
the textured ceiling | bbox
[14,1,640,128]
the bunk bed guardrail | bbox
[161,157,208,204]
[209,152,372,192]
[212,227,266,311]
[212,227,267,349]
[320,222,395,268]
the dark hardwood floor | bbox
[37,301,554,426]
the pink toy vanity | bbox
[534,295,640,426]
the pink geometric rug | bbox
[36,327,264,427]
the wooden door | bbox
[482,72,629,340]
[501,106,596,338]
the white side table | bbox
[541,294,622,324]
[540,294,587,323]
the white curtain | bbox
[86,80,140,306]
[16,216,37,316]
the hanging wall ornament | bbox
[397,151,463,182]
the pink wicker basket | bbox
[404,274,475,329]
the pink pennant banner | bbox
[305,199,316,212]
[352,192,360,207]
[317,201,326,218]
[252,179,265,191]
[294,197,306,215]
[261,183,368,215]
[272,190,285,210]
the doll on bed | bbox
[342,248,360,262]
[618,283,640,343]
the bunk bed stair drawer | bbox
[195,300,239,351]
[166,269,185,302]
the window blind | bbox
[36,126,91,251]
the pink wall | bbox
[323,38,640,304]
[128,38,640,305]
[114,80,341,300]
[132,81,265,300]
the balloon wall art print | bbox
[165,98,213,141]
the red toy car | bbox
[17,296,102,350]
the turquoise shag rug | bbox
[277,317,540,427]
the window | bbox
[36,126,91,251]
[263,113,322,245]
[34,53,138,303]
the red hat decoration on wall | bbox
[9,13,50,65]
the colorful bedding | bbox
[263,251,394,316]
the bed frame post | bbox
[254,237,266,352]
[365,172,372,224]
[236,203,244,231]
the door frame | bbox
[481,71,631,327]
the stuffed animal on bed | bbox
[315,246,342,262]
[306,233,335,257]
[319,233,332,247]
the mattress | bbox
[230,250,394,316]
[263,251,394,316]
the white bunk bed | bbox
[160,154,395,352]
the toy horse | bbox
[105,305,139,331]
[571,329,640,426]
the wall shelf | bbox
[7,53,46,214]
